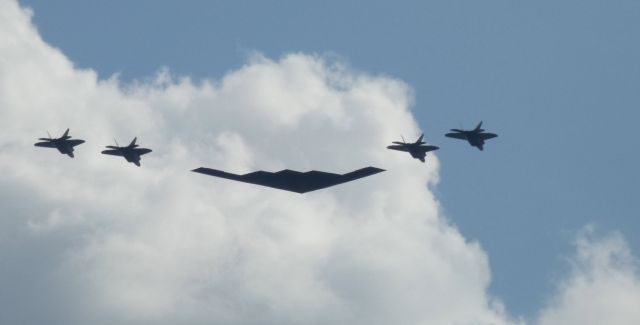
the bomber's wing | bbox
[445,132,467,140]
[192,167,384,194]
[101,149,123,156]
[386,145,410,152]
[480,133,498,140]
[34,141,56,148]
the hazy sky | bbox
[5,0,640,323]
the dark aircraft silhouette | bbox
[101,137,152,166]
[192,166,384,193]
[445,121,498,151]
[34,128,85,158]
[386,134,439,162]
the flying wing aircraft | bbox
[34,128,85,158]
[192,166,384,193]
[386,134,439,162]
[101,137,152,166]
[445,121,498,151]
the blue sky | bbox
[20,0,640,318]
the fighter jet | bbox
[101,137,152,166]
[445,121,497,151]
[386,134,439,162]
[34,128,85,158]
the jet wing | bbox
[66,139,85,146]
[420,145,439,153]
[192,166,385,194]
[133,148,152,155]
[445,133,467,140]
[480,133,498,140]
[34,142,56,148]
[386,145,410,152]
[101,149,124,156]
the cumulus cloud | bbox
[3,0,639,324]
[536,227,640,325]
[0,1,514,324]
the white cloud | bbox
[536,227,640,325]
[0,1,514,324]
[6,1,640,324]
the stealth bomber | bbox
[192,166,384,193]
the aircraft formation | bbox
[35,122,497,193]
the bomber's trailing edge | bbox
[34,128,85,158]
[387,134,439,162]
[101,137,152,166]
[445,121,497,151]
[192,167,385,193]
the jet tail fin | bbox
[128,137,138,148]
[61,128,70,139]
[415,133,424,144]
[474,121,483,132]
